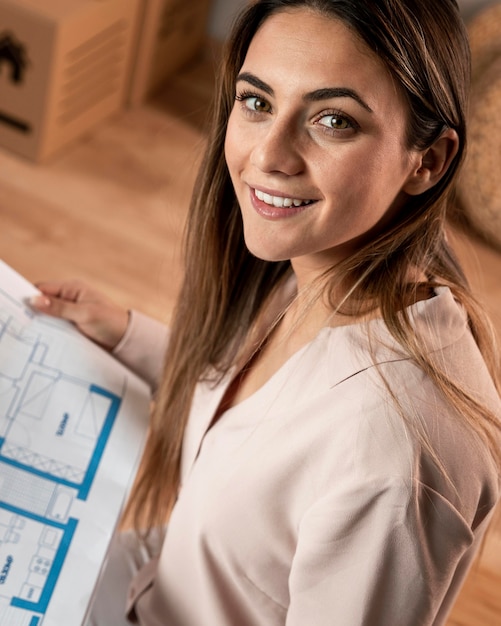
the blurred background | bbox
[0,1,500,624]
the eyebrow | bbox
[236,72,373,113]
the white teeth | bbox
[254,188,312,208]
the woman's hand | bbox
[31,280,129,350]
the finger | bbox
[30,294,87,323]
[35,280,88,303]
[34,281,67,297]
[30,294,52,309]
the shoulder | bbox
[326,287,469,386]
[325,287,499,419]
[319,288,500,523]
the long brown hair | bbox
[127,0,501,532]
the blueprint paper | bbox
[0,261,151,625]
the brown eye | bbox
[253,98,270,112]
[236,94,271,113]
[318,114,352,130]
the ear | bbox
[403,128,459,196]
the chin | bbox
[248,249,288,263]
[244,239,289,263]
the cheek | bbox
[335,143,409,200]
[317,146,409,231]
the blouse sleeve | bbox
[286,475,477,625]
[112,310,170,393]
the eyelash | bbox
[234,90,359,136]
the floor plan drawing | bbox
[0,261,150,625]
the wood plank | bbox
[0,103,204,322]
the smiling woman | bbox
[31,1,501,625]
[224,10,458,271]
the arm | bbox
[32,280,169,390]
[286,476,475,626]
[286,356,497,626]
[113,309,170,392]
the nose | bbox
[250,118,305,176]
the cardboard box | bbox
[128,0,212,105]
[0,0,141,161]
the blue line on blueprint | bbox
[77,385,121,500]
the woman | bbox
[33,0,501,624]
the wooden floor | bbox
[0,48,500,625]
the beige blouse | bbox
[113,287,500,626]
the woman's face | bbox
[224,8,423,277]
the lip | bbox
[249,186,317,220]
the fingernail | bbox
[30,295,51,308]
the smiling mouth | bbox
[254,188,315,208]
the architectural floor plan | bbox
[0,261,150,625]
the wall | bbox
[208,0,247,41]
[457,0,498,18]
